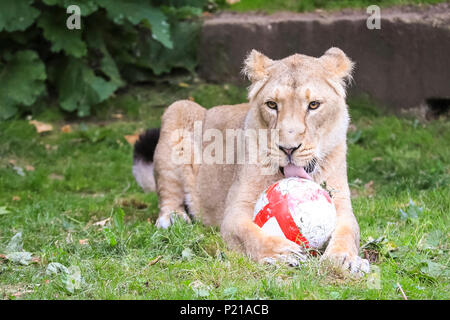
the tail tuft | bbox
[133,128,160,163]
[132,128,160,192]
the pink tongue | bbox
[283,164,312,180]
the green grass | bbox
[220,0,448,13]
[0,82,449,300]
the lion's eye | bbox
[265,101,278,110]
[308,101,321,110]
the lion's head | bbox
[243,47,354,178]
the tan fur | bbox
[152,48,369,273]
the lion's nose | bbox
[278,144,301,156]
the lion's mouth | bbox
[279,160,316,180]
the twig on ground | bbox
[397,282,408,300]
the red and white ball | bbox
[253,177,337,250]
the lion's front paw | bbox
[155,211,191,229]
[322,248,370,276]
[257,236,307,267]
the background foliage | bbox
[0,0,220,119]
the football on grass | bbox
[253,177,337,250]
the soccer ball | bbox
[253,177,337,251]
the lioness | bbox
[133,48,370,274]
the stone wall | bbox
[198,4,450,113]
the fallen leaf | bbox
[148,256,162,266]
[178,82,189,88]
[25,165,35,171]
[12,196,21,201]
[93,217,111,227]
[124,134,139,145]
[8,159,17,165]
[0,207,11,215]
[61,124,72,133]
[363,249,379,263]
[65,233,73,243]
[79,239,89,245]
[223,287,237,297]
[112,113,123,119]
[11,289,34,298]
[46,262,69,275]
[49,173,64,181]
[372,157,383,162]
[364,180,375,197]
[29,120,53,133]
[119,198,147,209]
[12,166,25,176]
[182,248,194,260]
[189,280,211,297]
[6,232,24,252]
[188,96,195,101]
[6,252,33,265]
[45,144,58,151]
[226,0,241,4]
[3,233,34,265]
[63,266,83,293]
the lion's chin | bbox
[280,164,313,180]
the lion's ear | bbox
[242,50,273,82]
[320,47,354,79]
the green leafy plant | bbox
[103,207,126,247]
[0,0,211,119]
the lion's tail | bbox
[132,128,160,192]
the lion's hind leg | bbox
[153,100,206,229]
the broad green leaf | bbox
[37,10,87,58]
[163,0,209,7]
[0,102,18,120]
[162,6,203,19]
[113,208,125,233]
[366,265,381,290]
[85,27,125,89]
[0,0,40,32]
[103,227,117,247]
[418,230,447,252]
[42,0,99,16]
[98,0,173,48]
[79,127,110,144]
[399,199,423,220]
[0,50,46,119]
[129,21,199,77]
[55,57,117,116]
[419,260,449,280]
